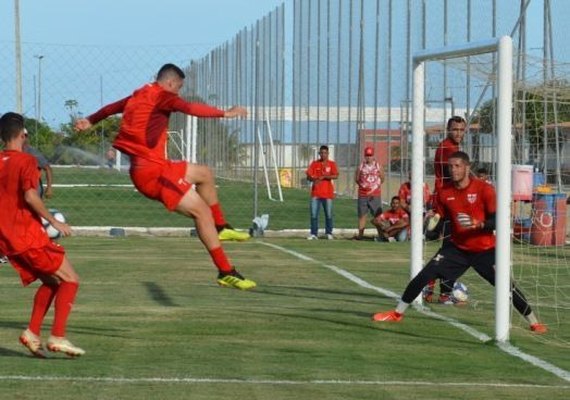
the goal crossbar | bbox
[411,36,513,342]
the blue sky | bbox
[2,0,285,46]
[0,0,286,125]
[0,0,564,130]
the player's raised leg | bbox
[175,188,256,290]
[185,163,250,241]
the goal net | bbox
[412,37,570,344]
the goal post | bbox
[411,36,513,342]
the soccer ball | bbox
[452,282,469,302]
[41,209,66,240]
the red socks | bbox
[52,282,79,337]
[210,203,226,228]
[209,247,233,274]
[28,284,57,336]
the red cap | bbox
[364,146,374,156]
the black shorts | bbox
[401,243,496,303]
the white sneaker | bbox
[0,255,8,264]
[307,235,318,240]
[19,329,46,358]
[387,237,396,243]
[47,336,85,357]
[326,234,334,240]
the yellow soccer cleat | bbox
[47,336,86,357]
[218,227,251,242]
[217,270,257,290]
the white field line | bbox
[259,241,570,383]
[0,375,568,389]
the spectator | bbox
[372,196,409,242]
[398,172,432,215]
[306,145,339,240]
[372,151,548,335]
[23,132,53,199]
[434,116,466,192]
[353,146,384,240]
[476,167,493,185]
[106,147,117,169]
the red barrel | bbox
[530,193,567,246]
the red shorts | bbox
[130,160,194,211]
[8,241,66,286]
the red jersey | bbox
[379,208,409,225]
[87,82,225,164]
[306,159,338,199]
[0,150,49,255]
[398,182,431,208]
[434,138,460,191]
[434,178,496,252]
[356,160,382,197]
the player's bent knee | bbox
[54,257,80,283]
[175,190,213,222]
[186,163,214,185]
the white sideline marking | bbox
[260,241,570,383]
[0,375,568,389]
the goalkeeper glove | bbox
[456,212,481,229]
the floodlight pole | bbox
[412,36,513,342]
[14,0,23,113]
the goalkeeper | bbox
[75,63,255,290]
[372,152,547,334]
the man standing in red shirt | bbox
[0,112,85,357]
[75,64,255,290]
[371,152,547,334]
[434,116,466,192]
[306,145,339,240]
[353,146,384,240]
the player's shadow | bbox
[244,308,381,331]
[0,347,30,358]
[142,281,179,307]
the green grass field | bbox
[0,237,568,400]
[47,166,363,228]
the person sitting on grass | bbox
[372,151,548,334]
[372,196,409,242]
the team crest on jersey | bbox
[467,193,477,204]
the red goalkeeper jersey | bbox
[0,150,49,255]
[434,178,496,252]
[87,83,225,164]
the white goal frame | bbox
[411,36,513,342]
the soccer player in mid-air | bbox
[75,63,255,290]
[372,151,547,334]
[0,112,85,357]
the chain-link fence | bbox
[1,0,569,231]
